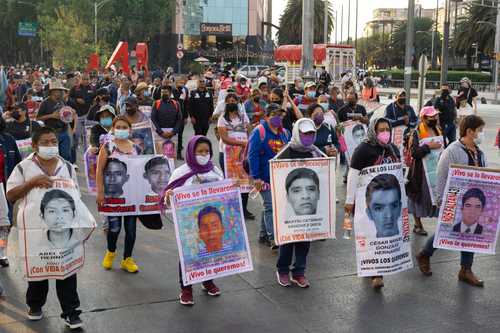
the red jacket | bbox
[236,83,250,100]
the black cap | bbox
[96,88,109,96]
[125,96,138,105]
[265,103,285,116]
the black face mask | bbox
[397,98,406,105]
[348,100,356,107]
[253,97,260,102]
[126,107,136,115]
[426,119,438,127]
[441,90,450,98]
[162,94,170,102]
[11,111,21,120]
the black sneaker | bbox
[244,211,255,220]
[269,240,279,250]
[27,308,43,321]
[0,258,9,267]
[63,314,83,330]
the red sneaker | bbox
[201,281,221,296]
[179,286,194,305]
[291,275,310,288]
[276,271,291,287]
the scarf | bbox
[277,118,324,158]
[365,116,398,159]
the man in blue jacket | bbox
[248,104,290,250]
[384,90,418,133]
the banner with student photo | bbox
[17,178,96,281]
[153,131,176,167]
[420,136,444,205]
[353,162,413,277]
[131,120,156,155]
[224,132,252,193]
[270,158,336,245]
[433,165,500,254]
[343,120,367,162]
[16,138,33,159]
[138,105,152,119]
[84,120,98,151]
[84,147,98,194]
[358,100,385,114]
[98,155,172,216]
[392,126,406,163]
[172,180,253,286]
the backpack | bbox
[241,124,289,174]
[155,99,179,113]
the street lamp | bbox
[94,0,112,52]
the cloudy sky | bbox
[272,0,443,41]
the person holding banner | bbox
[217,102,254,219]
[405,106,445,236]
[4,102,41,140]
[345,117,401,289]
[274,118,327,288]
[384,90,418,133]
[97,116,142,273]
[6,127,84,329]
[416,115,487,287]
[89,105,115,151]
[306,104,339,157]
[123,96,147,125]
[248,104,291,249]
[163,135,224,306]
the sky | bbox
[272,0,443,41]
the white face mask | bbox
[196,154,210,166]
[474,131,485,145]
[38,146,59,160]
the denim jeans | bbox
[443,122,457,143]
[260,189,274,240]
[58,130,72,162]
[107,216,137,259]
[277,241,311,276]
[422,233,474,268]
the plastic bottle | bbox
[342,212,353,239]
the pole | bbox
[94,1,98,52]
[494,0,500,101]
[404,0,415,96]
[354,0,358,50]
[418,54,428,112]
[340,4,343,43]
[347,0,351,45]
[440,0,450,85]
[301,0,314,80]
[324,0,329,44]
[431,0,438,69]
[335,10,338,44]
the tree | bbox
[277,0,334,45]
[389,17,441,69]
[357,34,392,69]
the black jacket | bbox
[384,102,418,129]
[188,89,214,122]
[151,99,183,135]
[0,132,22,180]
[434,96,457,125]
[68,84,95,117]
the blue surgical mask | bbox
[114,129,130,140]
[307,91,316,99]
[100,117,113,127]
[319,103,329,111]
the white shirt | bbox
[216,113,249,152]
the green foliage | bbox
[356,34,391,69]
[277,0,334,45]
[370,69,492,83]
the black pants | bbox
[107,216,137,259]
[194,120,210,136]
[26,273,80,318]
[177,120,185,155]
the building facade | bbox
[173,0,271,59]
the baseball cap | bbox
[419,106,439,118]
[125,96,138,105]
[304,81,316,90]
[298,119,316,133]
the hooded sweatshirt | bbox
[275,118,326,160]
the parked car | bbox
[237,65,269,78]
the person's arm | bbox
[95,144,109,206]
[36,101,58,121]
[0,183,9,226]
[356,106,369,124]
[435,146,453,204]
[284,89,302,119]
[410,131,431,160]
[472,96,478,114]
[67,87,78,110]
[408,107,418,128]
[150,103,163,135]
[218,126,246,146]
[6,169,52,203]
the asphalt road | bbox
[1,103,500,333]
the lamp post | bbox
[94,0,112,52]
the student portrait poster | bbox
[98,155,172,216]
[171,180,253,286]
[270,157,336,245]
[343,120,367,163]
[391,125,405,163]
[223,132,252,193]
[433,165,500,254]
[420,136,444,205]
[16,138,33,159]
[131,120,156,155]
[353,162,413,277]
[18,178,96,281]
[84,147,98,194]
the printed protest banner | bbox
[84,120,98,151]
[270,157,336,245]
[392,126,406,163]
[84,148,98,194]
[139,105,152,119]
[18,178,96,281]
[358,100,385,114]
[343,120,367,162]
[434,165,500,254]
[131,120,156,155]
[98,155,172,216]
[419,136,444,205]
[172,180,253,285]
[223,132,252,193]
[353,162,413,277]
[153,132,176,168]
[16,138,33,159]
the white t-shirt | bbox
[216,113,249,152]
[7,154,79,211]
[169,163,224,187]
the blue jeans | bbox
[58,130,72,162]
[422,233,474,268]
[107,216,137,259]
[277,242,311,276]
[443,122,457,143]
[260,189,274,240]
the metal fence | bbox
[381,79,494,92]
